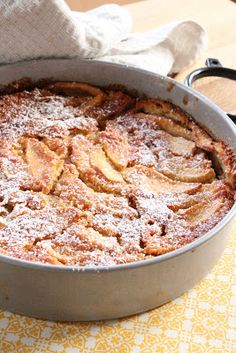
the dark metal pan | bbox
[185,57,236,123]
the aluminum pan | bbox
[0,58,235,320]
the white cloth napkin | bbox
[0,0,207,75]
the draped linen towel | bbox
[0,0,207,75]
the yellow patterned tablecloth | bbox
[0,219,235,353]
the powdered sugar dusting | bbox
[0,89,98,142]
[0,82,235,266]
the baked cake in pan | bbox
[0,80,235,266]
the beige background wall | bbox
[65,0,139,11]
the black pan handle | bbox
[184,58,236,124]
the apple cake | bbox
[0,79,235,266]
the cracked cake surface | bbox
[0,79,235,267]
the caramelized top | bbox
[0,80,235,267]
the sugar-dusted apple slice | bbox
[177,196,230,227]
[70,134,92,171]
[47,81,103,97]
[176,178,234,230]
[123,165,201,195]
[56,165,136,219]
[155,116,193,140]
[188,121,214,152]
[212,141,236,187]
[157,153,215,183]
[164,133,196,156]
[136,98,189,126]
[71,134,125,192]
[24,138,64,194]
[136,99,215,151]
[99,125,129,170]
[90,147,124,183]
[85,90,134,122]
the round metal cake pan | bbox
[0,59,235,322]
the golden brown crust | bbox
[0,80,235,266]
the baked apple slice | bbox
[47,81,103,97]
[24,138,64,194]
[90,148,124,183]
[123,165,201,195]
[70,134,92,171]
[71,134,125,192]
[157,153,215,183]
[85,90,134,122]
[177,196,231,227]
[136,99,215,152]
[155,116,193,140]
[164,133,196,156]
[136,98,189,126]
[56,164,136,219]
[99,126,129,170]
[212,141,236,187]
[188,121,214,151]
